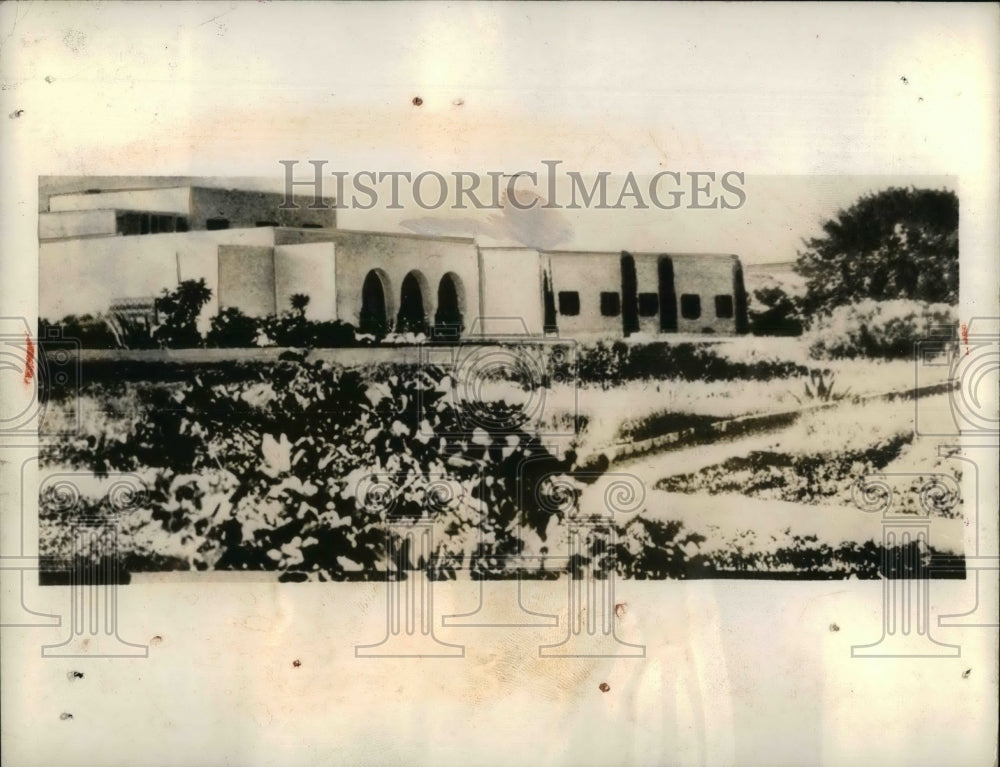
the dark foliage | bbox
[556,341,806,387]
[795,187,959,317]
[748,286,804,336]
[153,279,212,348]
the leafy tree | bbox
[795,187,958,316]
[748,286,804,336]
[153,279,212,348]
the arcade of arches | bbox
[359,269,465,338]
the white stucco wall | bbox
[547,251,625,336]
[38,210,118,241]
[546,251,744,336]
[478,246,545,336]
[668,253,743,334]
[274,242,337,321]
[277,229,480,335]
[49,187,192,216]
[39,227,277,329]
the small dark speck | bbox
[829,623,840,632]
[60,713,73,720]
[962,668,971,679]
[150,635,163,646]
[412,96,423,107]
[9,109,24,119]
[900,76,908,84]
[67,671,84,680]
[918,97,924,102]
[452,97,464,107]
[598,682,610,693]
[614,603,627,619]
[45,75,55,84]
[292,659,301,668]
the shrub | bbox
[806,299,957,360]
[259,313,358,348]
[206,307,261,348]
[153,279,212,348]
[40,315,123,349]
[104,313,157,350]
[791,368,849,404]
[308,319,357,347]
[559,341,806,386]
[748,286,804,337]
[41,361,574,579]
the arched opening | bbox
[360,269,391,337]
[433,272,465,341]
[397,270,429,336]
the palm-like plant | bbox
[290,293,311,318]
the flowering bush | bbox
[806,300,957,360]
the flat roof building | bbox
[39,186,748,339]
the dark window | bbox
[117,213,142,236]
[638,292,659,317]
[139,214,150,235]
[558,291,580,316]
[256,221,279,227]
[175,217,189,232]
[301,223,323,229]
[206,218,229,231]
[680,294,701,319]
[715,294,734,319]
[150,215,174,234]
[600,292,621,317]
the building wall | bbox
[276,229,480,335]
[668,254,744,334]
[274,243,337,321]
[545,251,746,336]
[189,188,337,231]
[39,209,118,241]
[39,186,749,341]
[478,246,546,336]
[218,245,278,317]
[546,252,625,336]
[39,228,277,330]
[49,187,191,216]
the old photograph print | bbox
[34,175,966,584]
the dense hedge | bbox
[551,341,807,387]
